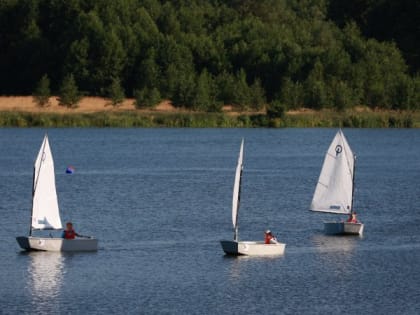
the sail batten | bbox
[310,130,354,214]
[232,139,244,240]
[31,135,62,230]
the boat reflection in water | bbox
[311,234,360,275]
[225,254,281,282]
[28,252,64,314]
[312,234,359,253]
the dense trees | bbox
[328,0,420,73]
[0,0,418,111]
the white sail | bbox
[310,130,354,214]
[232,139,244,235]
[31,135,62,230]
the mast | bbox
[234,157,243,241]
[350,154,356,213]
[29,165,35,236]
[232,139,244,242]
[29,135,47,236]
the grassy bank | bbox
[0,110,418,128]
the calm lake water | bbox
[1,128,420,314]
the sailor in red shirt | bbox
[264,230,278,244]
[62,222,80,239]
[346,212,358,223]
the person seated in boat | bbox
[347,213,358,223]
[62,222,80,239]
[264,230,279,244]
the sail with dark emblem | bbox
[310,130,355,214]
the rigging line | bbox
[33,136,47,195]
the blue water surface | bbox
[0,128,419,314]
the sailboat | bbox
[220,139,286,256]
[310,130,364,235]
[16,135,98,251]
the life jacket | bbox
[347,216,358,223]
[265,234,273,244]
[64,229,76,239]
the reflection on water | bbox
[311,234,360,253]
[225,254,281,282]
[224,255,244,281]
[311,235,360,276]
[27,252,65,314]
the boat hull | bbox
[220,240,285,256]
[16,236,98,252]
[324,222,364,235]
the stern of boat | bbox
[343,222,364,235]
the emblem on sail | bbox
[335,145,342,155]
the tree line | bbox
[1,0,419,111]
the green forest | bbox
[1,0,419,112]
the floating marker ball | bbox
[65,166,75,174]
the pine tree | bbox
[279,78,304,110]
[249,79,266,111]
[304,60,329,109]
[33,74,51,107]
[58,74,81,108]
[267,100,285,119]
[232,69,252,111]
[108,77,125,106]
[193,70,219,112]
[134,87,161,109]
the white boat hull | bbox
[220,240,285,256]
[323,222,364,235]
[16,236,98,252]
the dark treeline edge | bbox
[0,111,416,128]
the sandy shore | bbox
[0,96,407,118]
[0,96,269,116]
[0,96,180,114]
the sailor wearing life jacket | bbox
[62,222,79,239]
[346,212,358,223]
[264,230,278,244]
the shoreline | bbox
[0,96,417,128]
